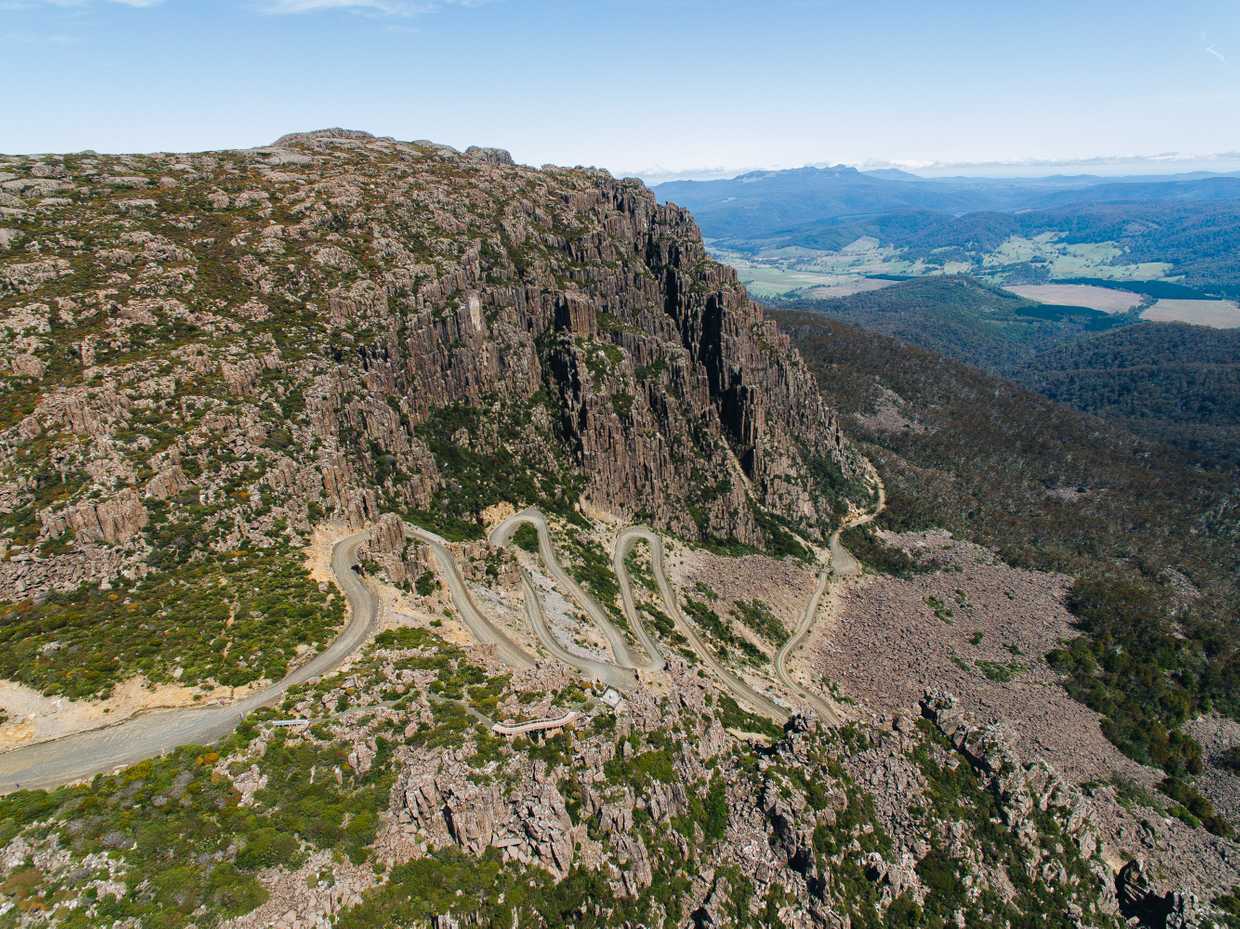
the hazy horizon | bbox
[10,127,1240,187]
[635,152,1240,184]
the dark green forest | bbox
[781,276,1125,375]
[1019,323,1240,469]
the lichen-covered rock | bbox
[397,758,575,879]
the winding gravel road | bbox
[489,510,640,669]
[486,510,787,720]
[3,481,884,793]
[772,478,887,725]
[614,526,789,722]
[515,572,638,692]
[406,523,537,671]
[0,530,380,794]
[773,571,841,723]
[612,529,669,674]
[433,502,894,725]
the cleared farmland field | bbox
[1141,298,1240,329]
[1004,283,1144,314]
[721,254,901,299]
[800,278,898,299]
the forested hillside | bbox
[1020,323,1240,469]
[781,276,1124,374]
[774,308,1240,840]
[785,277,1240,470]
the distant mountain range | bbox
[655,164,1240,232]
[653,166,1240,293]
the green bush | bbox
[976,660,1024,683]
[0,548,342,699]
[1159,776,1231,837]
[840,524,930,578]
[684,596,763,665]
[414,570,438,596]
[714,694,782,740]
[731,599,788,644]
[513,523,539,553]
[235,827,301,871]
[408,399,585,538]
[1043,572,1234,834]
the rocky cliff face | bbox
[0,129,864,615]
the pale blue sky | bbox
[3,0,1239,179]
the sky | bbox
[3,0,1240,181]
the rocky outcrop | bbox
[0,258,70,295]
[254,133,865,546]
[360,513,433,587]
[145,464,188,501]
[271,128,387,146]
[0,546,126,600]
[1,131,868,607]
[397,759,576,879]
[39,487,148,544]
[327,279,388,328]
[9,353,43,378]
[464,146,515,167]
[920,690,1121,916]
[1116,859,1218,929]
[29,385,131,438]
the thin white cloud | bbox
[262,0,425,12]
[2,0,164,6]
[1206,45,1226,63]
[261,0,489,14]
[631,165,766,184]
[863,151,1240,171]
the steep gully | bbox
[0,485,883,791]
